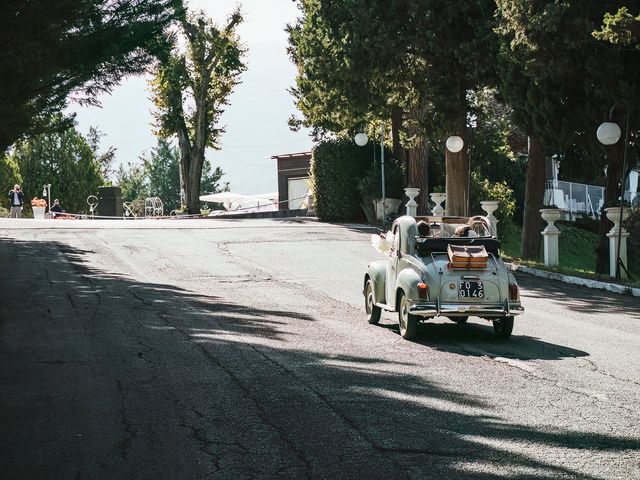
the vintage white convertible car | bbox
[363,215,524,339]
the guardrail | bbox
[544,180,604,218]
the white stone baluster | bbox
[605,206,630,279]
[430,192,446,216]
[480,200,500,237]
[540,208,561,266]
[404,187,420,217]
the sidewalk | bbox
[507,263,640,298]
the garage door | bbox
[288,177,309,210]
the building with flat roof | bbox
[270,151,312,211]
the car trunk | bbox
[425,254,505,304]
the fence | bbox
[544,180,605,218]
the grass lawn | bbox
[500,221,640,288]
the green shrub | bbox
[310,139,372,221]
[469,172,516,236]
[626,207,640,273]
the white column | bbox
[480,200,500,237]
[629,169,638,204]
[540,209,561,267]
[404,187,420,217]
[605,207,630,279]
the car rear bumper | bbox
[409,300,524,318]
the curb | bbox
[506,263,640,298]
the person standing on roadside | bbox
[50,199,64,218]
[8,184,24,218]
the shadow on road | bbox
[0,237,636,480]
[516,272,640,318]
[376,320,589,361]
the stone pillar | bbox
[480,200,500,237]
[430,192,446,216]
[540,208,561,266]
[404,187,420,217]
[605,207,630,279]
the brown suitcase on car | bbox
[448,244,489,269]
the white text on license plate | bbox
[459,281,484,298]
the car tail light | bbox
[417,282,429,300]
[509,283,519,301]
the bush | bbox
[310,139,372,221]
[469,172,516,236]
[626,207,640,273]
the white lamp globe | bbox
[446,135,464,153]
[354,132,368,146]
[596,122,621,145]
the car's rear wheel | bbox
[365,279,381,325]
[448,316,468,324]
[493,316,514,339]
[398,292,418,340]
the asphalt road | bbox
[0,218,638,480]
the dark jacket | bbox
[8,190,24,206]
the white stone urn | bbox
[430,192,446,216]
[404,187,420,216]
[540,208,562,231]
[480,200,500,236]
[604,206,630,232]
[480,200,499,217]
[374,198,402,221]
[32,206,46,219]
[540,208,561,266]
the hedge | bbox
[310,139,372,221]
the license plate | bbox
[459,281,484,298]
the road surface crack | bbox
[196,345,313,479]
[245,344,458,462]
[115,380,137,460]
[578,357,640,387]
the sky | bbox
[70,0,312,195]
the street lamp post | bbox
[445,135,464,216]
[597,106,630,280]
[42,184,51,214]
[355,124,386,228]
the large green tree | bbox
[594,6,640,48]
[142,139,181,212]
[288,0,430,211]
[151,8,245,214]
[288,0,497,215]
[10,124,105,213]
[0,0,180,153]
[116,162,148,206]
[118,138,227,214]
[496,0,640,270]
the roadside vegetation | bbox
[501,219,640,288]
[1,1,238,215]
[289,1,639,277]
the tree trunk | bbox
[405,107,430,215]
[595,142,623,274]
[184,148,205,214]
[445,113,469,216]
[175,118,192,211]
[391,107,406,176]
[407,138,429,214]
[521,135,545,260]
